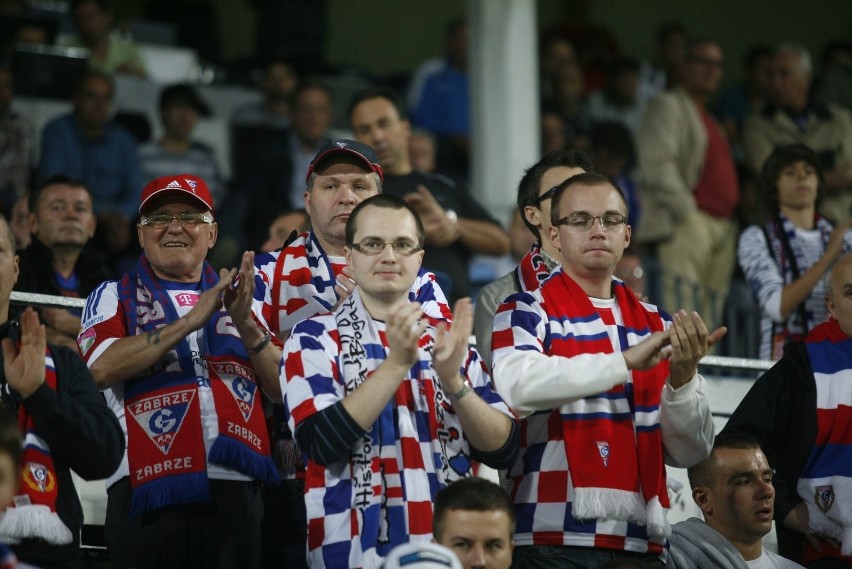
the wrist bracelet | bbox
[248,330,271,355]
[447,382,472,402]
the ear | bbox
[344,245,352,268]
[27,212,38,235]
[523,205,542,231]
[12,254,19,286]
[624,223,632,249]
[207,222,218,249]
[692,486,712,516]
[548,224,561,252]
[827,294,836,321]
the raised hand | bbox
[432,298,473,388]
[385,301,427,370]
[224,251,257,328]
[669,310,727,389]
[332,266,357,310]
[403,185,460,247]
[184,267,237,331]
[2,308,47,398]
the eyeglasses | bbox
[140,213,214,228]
[349,238,422,256]
[534,185,559,206]
[555,213,627,231]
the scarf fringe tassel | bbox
[209,437,280,484]
[130,472,210,518]
[0,505,73,545]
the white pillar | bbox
[469,0,540,223]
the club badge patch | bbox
[128,389,196,455]
[78,328,96,356]
[22,461,56,493]
[814,485,834,513]
[596,441,610,467]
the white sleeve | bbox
[493,350,629,418]
[660,374,714,468]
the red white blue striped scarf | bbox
[797,318,852,555]
[539,270,671,538]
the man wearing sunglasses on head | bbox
[282,193,518,569]
[76,174,282,569]
[492,172,726,569]
[473,148,591,365]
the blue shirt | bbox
[38,114,143,217]
[409,59,470,136]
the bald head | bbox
[827,254,852,337]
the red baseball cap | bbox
[139,174,214,214]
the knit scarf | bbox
[269,231,338,334]
[0,350,72,546]
[515,243,554,293]
[119,256,278,518]
[539,270,670,538]
[336,290,469,566]
[763,213,833,358]
[797,318,852,555]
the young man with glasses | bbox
[77,174,281,568]
[473,148,591,364]
[282,194,518,569]
[492,172,725,569]
[252,139,451,568]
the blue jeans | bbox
[512,545,663,569]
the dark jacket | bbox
[0,320,124,565]
[721,340,817,562]
[14,237,112,300]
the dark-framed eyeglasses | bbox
[534,185,559,206]
[349,238,422,256]
[555,213,627,231]
[140,213,214,229]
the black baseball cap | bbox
[306,139,384,183]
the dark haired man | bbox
[492,173,723,569]
[350,87,509,302]
[14,174,110,349]
[433,477,515,569]
[473,148,591,362]
[668,432,802,569]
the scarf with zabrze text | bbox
[119,256,278,518]
[539,270,671,539]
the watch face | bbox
[446,209,458,223]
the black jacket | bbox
[721,340,817,562]
[0,320,124,565]
[14,237,112,300]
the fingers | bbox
[335,268,357,297]
[387,302,426,348]
[671,310,709,361]
[707,326,728,347]
[449,298,473,340]
[1,337,14,361]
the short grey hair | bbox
[776,43,812,75]
[306,171,383,193]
